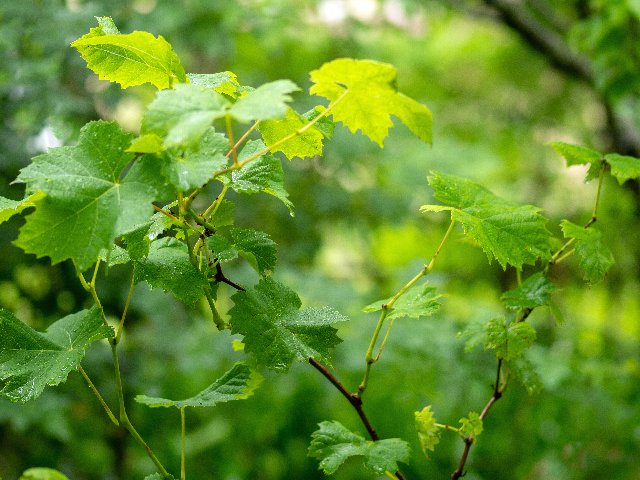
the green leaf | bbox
[188,71,241,97]
[209,200,235,229]
[15,121,162,270]
[0,307,112,403]
[232,228,277,275]
[230,80,300,122]
[19,468,70,480]
[501,273,557,310]
[415,406,441,456]
[71,18,186,90]
[126,133,164,154]
[421,171,552,270]
[144,474,175,480]
[510,357,542,394]
[161,128,229,191]
[134,237,209,303]
[459,412,483,438]
[604,153,640,184]
[122,211,173,261]
[207,235,239,263]
[225,140,294,213]
[141,84,229,148]
[260,108,326,160]
[310,58,432,146]
[484,318,537,361]
[308,420,410,475]
[229,278,348,371]
[549,142,603,181]
[363,284,441,319]
[136,363,262,408]
[0,192,45,224]
[560,220,615,283]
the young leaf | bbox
[415,405,441,456]
[141,84,229,148]
[560,220,615,283]
[308,420,410,475]
[260,108,326,160]
[604,153,640,184]
[225,140,294,213]
[501,273,557,310]
[71,17,186,90]
[310,58,432,146]
[459,412,483,438]
[0,307,112,403]
[510,357,542,394]
[363,284,441,320]
[19,467,70,480]
[421,171,552,270]
[484,318,537,361]
[230,80,300,122]
[229,278,348,372]
[134,237,209,303]
[188,71,241,97]
[15,121,163,270]
[0,192,45,224]
[136,363,262,408]
[549,142,603,181]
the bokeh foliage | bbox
[1,1,639,479]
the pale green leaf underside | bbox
[229,278,348,372]
[310,58,432,146]
[549,141,601,166]
[604,153,640,184]
[308,420,410,475]
[71,19,186,90]
[363,284,441,319]
[230,79,300,122]
[0,192,45,224]
[188,71,241,97]
[0,307,112,403]
[15,121,161,270]
[422,171,552,270]
[136,363,262,408]
[560,220,614,283]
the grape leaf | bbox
[230,80,300,122]
[71,17,186,90]
[260,108,326,160]
[126,133,164,154]
[134,237,209,303]
[141,84,229,148]
[549,142,603,181]
[14,121,163,270]
[209,199,235,228]
[207,235,239,263]
[19,467,70,480]
[459,412,483,438]
[207,228,276,275]
[560,220,614,283]
[604,153,640,184]
[363,284,441,319]
[421,171,552,270]
[0,307,112,403]
[0,192,45,224]
[136,363,262,408]
[511,356,542,394]
[229,278,348,371]
[225,140,294,213]
[415,406,441,456]
[308,420,410,475]
[500,273,557,310]
[484,317,536,361]
[188,71,241,97]
[122,211,174,261]
[310,58,432,146]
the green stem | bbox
[226,121,260,159]
[181,407,186,480]
[225,114,239,167]
[357,219,455,396]
[79,367,118,426]
[204,288,226,329]
[116,271,135,344]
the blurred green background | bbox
[1,1,639,479]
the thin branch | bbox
[214,263,246,291]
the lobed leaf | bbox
[501,273,557,310]
[421,171,552,270]
[136,363,262,408]
[308,420,410,475]
[71,17,186,90]
[560,220,614,283]
[604,153,640,184]
[549,142,603,181]
[0,307,112,403]
[484,317,537,361]
[188,71,241,97]
[0,192,45,224]
[230,80,300,122]
[415,405,441,456]
[15,121,164,270]
[459,412,483,438]
[207,228,276,275]
[363,284,441,319]
[134,237,209,303]
[260,108,326,160]
[229,278,348,372]
[310,58,432,146]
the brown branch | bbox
[214,263,245,291]
[308,358,407,480]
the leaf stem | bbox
[358,219,455,396]
[226,121,260,159]
[225,114,239,167]
[181,407,186,480]
[79,367,118,426]
[116,271,136,343]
